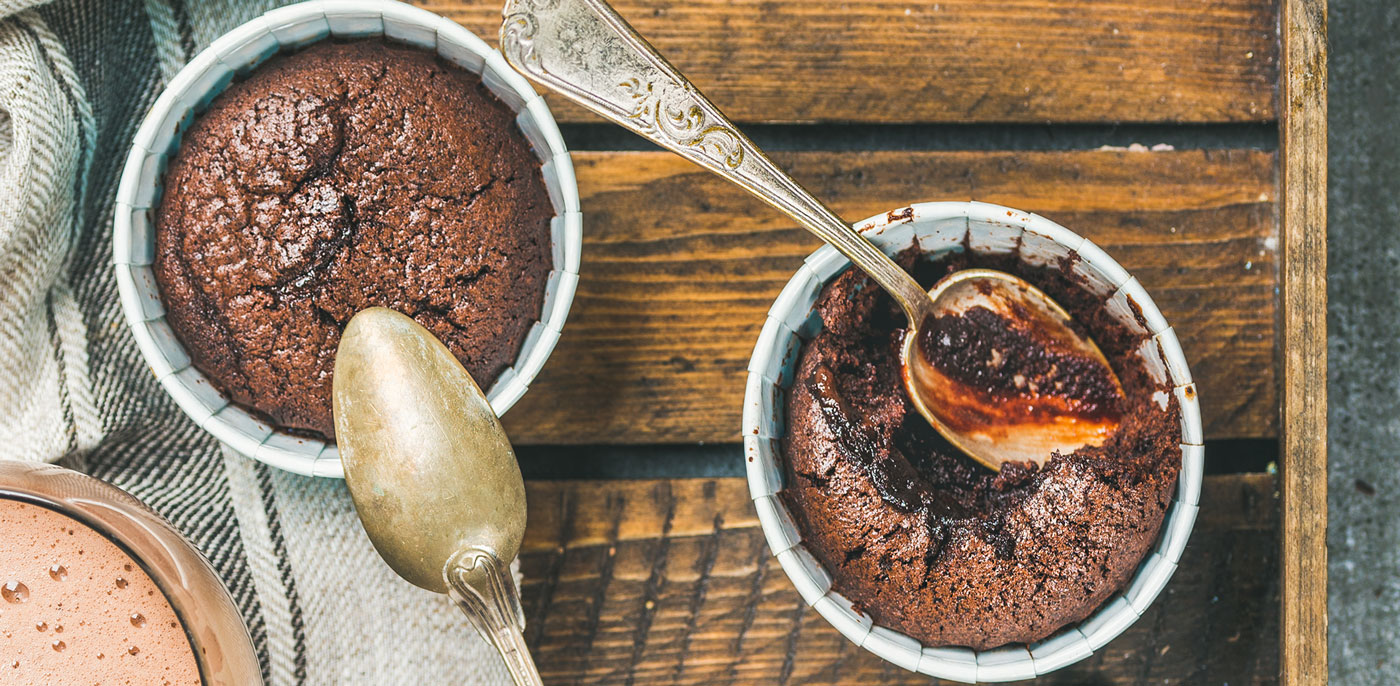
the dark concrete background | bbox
[1327,0,1398,682]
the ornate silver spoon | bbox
[499,0,1124,470]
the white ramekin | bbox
[113,1,581,478]
[743,201,1203,682]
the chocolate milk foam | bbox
[0,498,201,685]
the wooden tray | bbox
[416,0,1327,683]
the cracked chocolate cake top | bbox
[154,40,553,438]
[780,249,1181,650]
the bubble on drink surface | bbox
[48,565,67,582]
[2,580,28,603]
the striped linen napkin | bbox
[0,1,510,683]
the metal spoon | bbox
[499,0,1124,470]
[903,269,1125,468]
[332,307,541,686]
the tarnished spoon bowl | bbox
[333,307,540,686]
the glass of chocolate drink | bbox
[0,461,261,685]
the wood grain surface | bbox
[416,0,1278,124]
[409,2,1305,679]
[501,149,1279,445]
[1278,0,1328,683]
[519,474,1281,685]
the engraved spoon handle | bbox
[445,547,542,686]
[500,0,934,324]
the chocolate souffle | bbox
[780,248,1181,650]
[154,40,552,438]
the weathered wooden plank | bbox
[417,0,1278,124]
[519,474,1280,685]
[501,150,1278,445]
[1278,0,1328,683]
